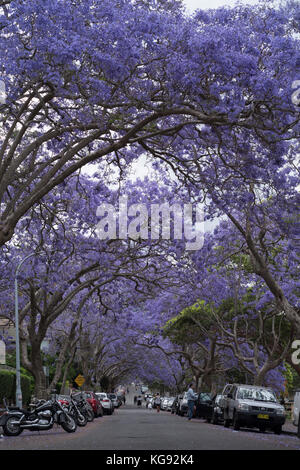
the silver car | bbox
[220,384,285,434]
[160,397,169,411]
[178,392,188,416]
[95,393,114,415]
[166,397,175,411]
[108,393,120,408]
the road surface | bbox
[0,402,299,450]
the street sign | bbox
[74,374,85,387]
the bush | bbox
[0,369,14,404]
[0,369,33,406]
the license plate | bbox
[257,414,269,419]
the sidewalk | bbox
[283,419,298,435]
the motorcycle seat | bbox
[8,407,29,414]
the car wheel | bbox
[232,411,240,431]
[274,425,282,435]
[297,416,300,438]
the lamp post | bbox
[14,252,43,408]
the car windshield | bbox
[199,393,211,401]
[237,387,277,402]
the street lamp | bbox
[14,251,43,408]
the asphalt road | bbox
[1,403,300,450]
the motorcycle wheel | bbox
[75,412,88,427]
[86,409,94,422]
[61,413,77,433]
[3,416,23,436]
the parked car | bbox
[292,389,300,437]
[211,394,225,425]
[117,393,125,406]
[95,393,114,415]
[160,397,169,411]
[177,392,188,416]
[171,396,180,414]
[166,397,175,412]
[220,384,285,434]
[85,391,103,417]
[149,397,155,408]
[194,392,213,421]
[108,393,120,408]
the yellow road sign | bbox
[74,374,85,387]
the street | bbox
[0,400,300,451]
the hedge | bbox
[0,369,33,406]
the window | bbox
[236,387,277,402]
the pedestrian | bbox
[154,393,161,412]
[186,383,197,421]
[146,397,150,409]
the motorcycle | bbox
[63,394,88,427]
[0,391,77,436]
[72,392,94,422]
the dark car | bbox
[85,391,103,417]
[194,392,213,421]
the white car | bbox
[292,390,300,437]
[160,397,169,410]
[95,393,114,415]
[166,397,175,411]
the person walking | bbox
[186,383,197,421]
[154,393,161,412]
